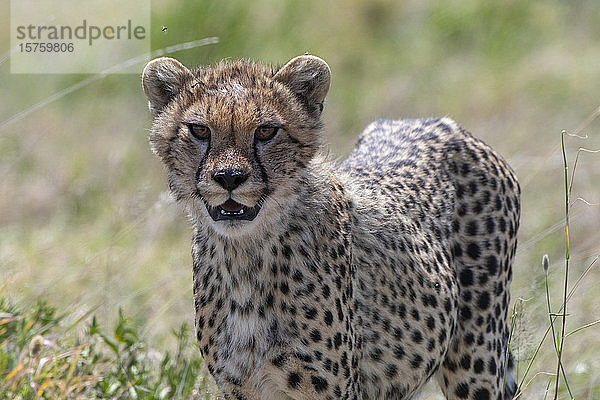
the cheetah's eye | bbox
[185,123,211,140]
[255,125,279,141]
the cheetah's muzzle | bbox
[207,199,261,221]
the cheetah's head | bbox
[142,55,330,235]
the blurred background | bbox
[1,0,600,397]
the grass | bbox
[1,0,600,398]
[509,121,600,399]
[2,106,598,400]
[0,297,217,399]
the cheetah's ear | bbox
[274,55,331,115]
[142,57,193,117]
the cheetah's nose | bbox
[212,168,249,192]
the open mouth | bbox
[207,199,261,221]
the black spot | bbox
[336,298,344,321]
[444,297,452,313]
[294,351,313,363]
[455,382,469,399]
[466,220,479,236]
[453,243,463,257]
[292,270,303,282]
[272,353,288,368]
[474,388,490,400]
[398,303,407,318]
[393,327,403,340]
[311,376,328,392]
[463,162,475,175]
[453,220,461,233]
[426,294,438,308]
[499,217,507,232]
[304,306,318,320]
[443,358,457,372]
[385,364,398,378]
[485,217,495,234]
[459,269,473,286]
[427,338,435,352]
[465,333,475,345]
[282,245,293,259]
[323,358,332,371]
[460,355,471,369]
[334,332,342,349]
[287,372,302,389]
[478,272,489,285]
[495,195,502,211]
[472,201,483,214]
[231,389,247,400]
[473,358,484,373]
[460,305,472,320]
[477,291,490,310]
[393,344,405,360]
[411,354,423,369]
[329,248,338,260]
[265,292,274,308]
[226,374,243,386]
[332,361,339,376]
[463,290,472,302]
[466,242,481,260]
[310,329,322,342]
[411,308,420,321]
[370,347,383,361]
[324,310,334,326]
[488,357,497,375]
[334,385,342,397]
[386,384,408,398]
[486,255,498,276]
[411,330,423,344]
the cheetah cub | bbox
[142,55,520,400]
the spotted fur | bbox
[142,55,520,400]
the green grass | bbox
[0,298,216,399]
[1,0,600,398]
[512,126,600,399]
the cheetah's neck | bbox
[190,161,353,380]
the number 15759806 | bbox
[19,42,74,52]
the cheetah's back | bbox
[338,118,520,400]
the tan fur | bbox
[143,56,520,400]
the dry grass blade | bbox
[0,37,219,132]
